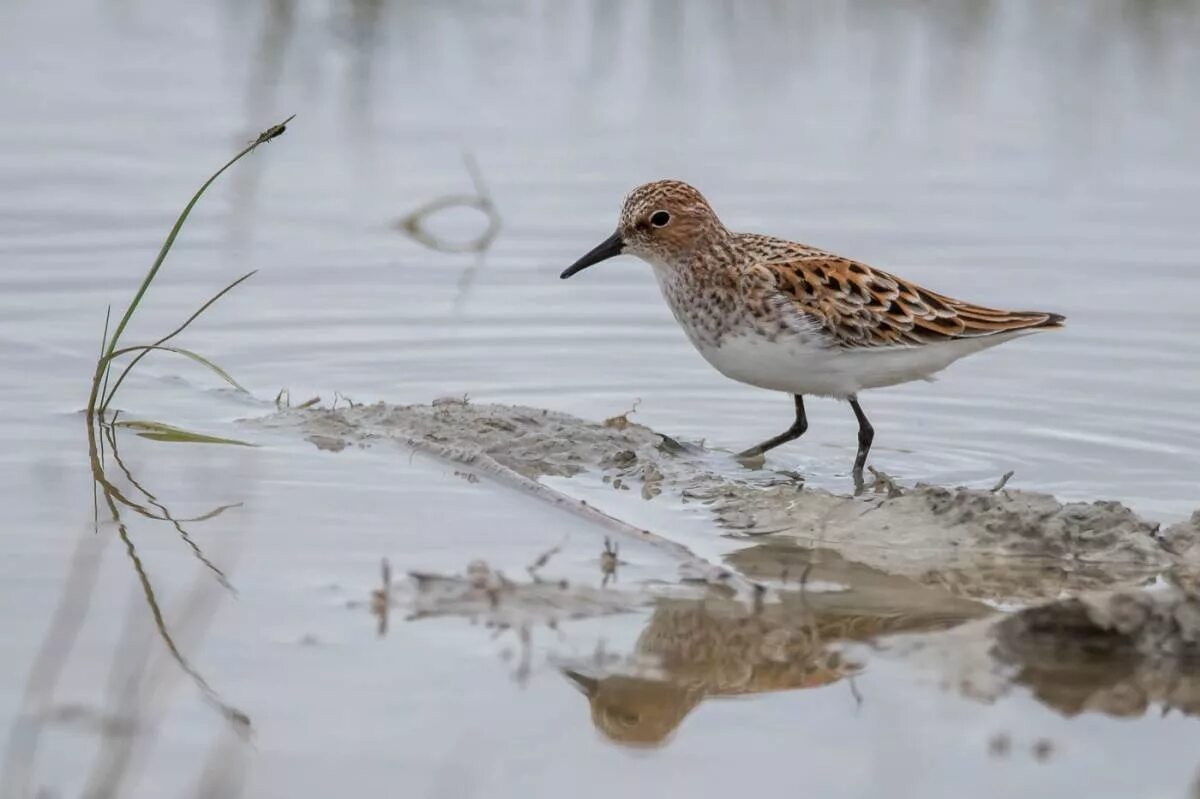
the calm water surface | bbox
[1,1,1199,796]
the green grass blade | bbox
[162,347,244,392]
[111,420,256,446]
[106,343,247,391]
[86,115,293,417]
[98,305,113,416]
[100,117,294,361]
[99,270,257,413]
[105,344,246,394]
[99,304,112,356]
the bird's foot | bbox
[735,446,767,468]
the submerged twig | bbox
[395,151,501,254]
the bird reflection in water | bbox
[564,570,992,747]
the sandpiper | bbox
[561,180,1064,479]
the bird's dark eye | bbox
[650,210,671,227]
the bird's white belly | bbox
[649,261,1040,398]
[692,329,1034,398]
[695,333,844,396]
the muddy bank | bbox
[257,401,1200,601]
[293,389,1200,749]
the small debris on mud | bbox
[866,466,903,498]
[601,538,620,587]
[603,399,641,431]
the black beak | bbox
[561,230,624,279]
[563,669,600,695]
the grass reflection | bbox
[0,421,250,799]
[90,421,248,730]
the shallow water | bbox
[2,1,1200,796]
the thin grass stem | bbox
[85,116,293,417]
[99,270,257,413]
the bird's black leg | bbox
[848,396,874,477]
[738,395,807,459]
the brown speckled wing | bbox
[737,234,1065,349]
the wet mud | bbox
[258,400,1200,749]
[259,400,1199,601]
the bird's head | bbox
[561,180,725,279]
